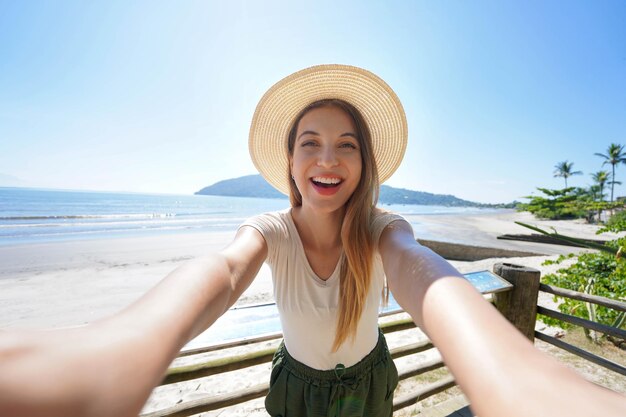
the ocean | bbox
[0,187,499,246]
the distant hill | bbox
[195,175,510,207]
[196,175,285,199]
[378,185,484,207]
[0,173,29,187]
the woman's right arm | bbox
[0,226,267,417]
[378,220,625,417]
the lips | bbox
[310,176,343,195]
[311,176,342,187]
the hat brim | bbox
[249,64,408,195]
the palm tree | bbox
[595,143,626,202]
[591,170,610,202]
[553,161,582,189]
[588,185,602,202]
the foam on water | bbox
[0,187,501,245]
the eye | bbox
[301,140,318,147]
[339,142,358,150]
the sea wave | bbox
[1,224,220,239]
[0,213,177,221]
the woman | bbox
[245,92,405,414]
[0,65,624,417]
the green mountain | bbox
[196,175,285,199]
[378,185,482,207]
[195,174,504,207]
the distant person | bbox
[0,65,624,417]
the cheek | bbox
[352,157,363,179]
[291,156,311,183]
[290,154,304,173]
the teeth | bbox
[312,177,342,185]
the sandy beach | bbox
[1,209,624,415]
[0,209,613,329]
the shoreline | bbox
[1,209,617,330]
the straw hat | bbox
[249,64,408,195]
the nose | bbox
[317,145,339,168]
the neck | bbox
[291,205,345,250]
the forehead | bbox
[296,105,356,132]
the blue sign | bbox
[464,270,513,294]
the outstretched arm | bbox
[379,220,625,417]
[0,226,267,417]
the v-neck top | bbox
[286,210,343,285]
[240,208,405,370]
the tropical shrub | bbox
[598,209,626,234]
[518,187,587,220]
[536,214,626,343]
[518,187,620,223]
[541,250,626,343]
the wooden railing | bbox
[535,283,626,376]
[141,263,625,417]
[142,311,452,417]
[492,263,625,377]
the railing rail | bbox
[177,307,408,358]
[143,316,446,417]
[143,340,453,417]
[535,283,626,377]
[539,283,626,312]
[534,332,626,376]
[392,376,457,412]
[537,306,626,341]
[163,318,425,386]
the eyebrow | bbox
[297,131,358,140]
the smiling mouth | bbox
[310,177,343,188]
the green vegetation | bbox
[518,187,586,220]
[518,143,626,222]
[591,170,610,201]
[598,209,626,234]
[516,143,626,345]
[517,187,620,222]
[594,143,626,203]
[553,160,582,189]
[515,222,626,345]
[541,251,625,343]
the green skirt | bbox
[265,330,398,417]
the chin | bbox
[302,195,353,215]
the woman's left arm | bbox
[378,219,625,417]
[0,227,267,417]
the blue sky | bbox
[0,0,624,204]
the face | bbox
[289,105,363,213]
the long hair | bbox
[286,99,380,351]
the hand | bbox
[0,322,164,417]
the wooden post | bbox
[492,263,540,341]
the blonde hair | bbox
[287,99,382,351]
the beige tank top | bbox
[240,208,405,370]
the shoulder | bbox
[370,207,412,248]
[371,207,409,232]
[374,208,415,255]
[239,209,292,243]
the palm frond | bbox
[514,221,616,254]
